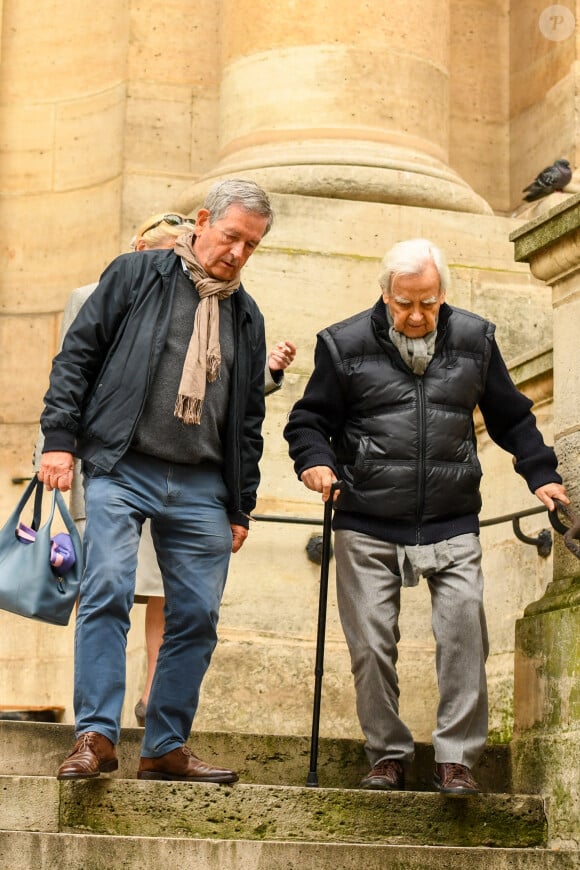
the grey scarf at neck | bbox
[386,304,437,375]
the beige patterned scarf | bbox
[173,232,240,424]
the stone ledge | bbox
[0,774,546,848]
[510,193,580,262]
[0,832,575,870]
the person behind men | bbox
[284,238,568,796]
[40,178,273,783]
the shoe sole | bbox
[360,779,404,791]
[434,778,479,797]
[137,771,238,783]
[57,760,118,780]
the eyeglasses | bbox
[141,214,194,235]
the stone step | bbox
[0,720,511,792]
[1,831,577,870]
[0,773,546,848]
[1,721,566,869]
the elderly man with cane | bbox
[285,238,568,796]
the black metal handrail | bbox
[254,503,555,557]
[255,504,549,527]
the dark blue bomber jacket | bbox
[284,299,562,546]
[40,248,267,528]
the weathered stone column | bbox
[510,195,580,847]
[0,0,130,497]
[178,0,491,214]
[0,0,140,731]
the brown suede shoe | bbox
[137,746,238,783]
[57,732,118,780]
[434,763,480,796]
[360,759,405,790]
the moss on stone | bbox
[58,779,547,848]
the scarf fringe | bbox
[174,395,203,425]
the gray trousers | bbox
[335,530,489,769]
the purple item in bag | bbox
[16,523,77,576]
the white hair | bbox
[378,239,450,295]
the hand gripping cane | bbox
[306,480,341,787]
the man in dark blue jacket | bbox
[284,238,568,796]
[40,179,273,783]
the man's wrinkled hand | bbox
[231,524,248,553]
[534,482,569,513]
[38,451,75,492]
[300,465,339,502]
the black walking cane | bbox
[306,480,341,787]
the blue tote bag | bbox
[0,475,82,626]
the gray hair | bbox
[203,178,274,235]
[378,239,450,295]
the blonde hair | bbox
[130,212,194,250]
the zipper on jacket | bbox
[124,270,173,451]
[232,302,242,516]
[415,376,426,544]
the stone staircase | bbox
[0,721,577,869]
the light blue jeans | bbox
[75,451,232,757]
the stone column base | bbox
[512,602,580,847]
[175,141,493,216]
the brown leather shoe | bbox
[434,762,480,796]
[360,759,405,790]
[57,732,118,780]
[137,746,238,783]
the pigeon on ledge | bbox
[522,158,572,202]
